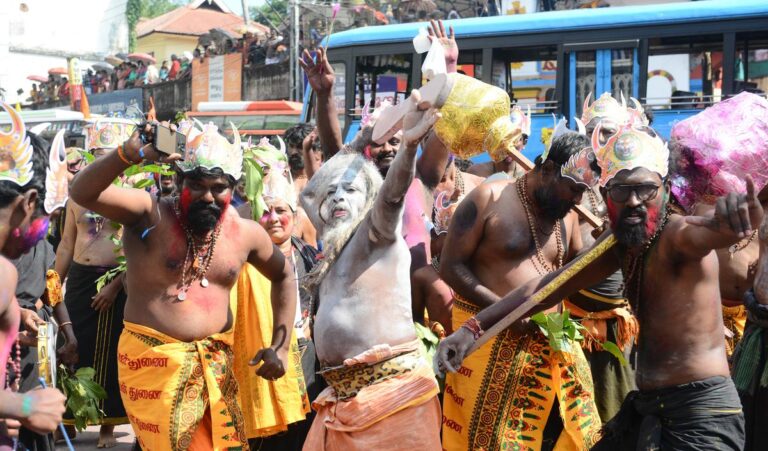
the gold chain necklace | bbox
[172,198,222,301]
[729,229,758,260]
[517,174,564,275]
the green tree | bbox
[127,0,190,51]
[250,0,288,30]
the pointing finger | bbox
[746,175,757,203]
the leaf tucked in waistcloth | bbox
[415,322,444,391]
[600,340,629,366]
[57,365,107,431]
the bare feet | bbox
[97,424,117,448]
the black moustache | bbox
[376,152,395,161]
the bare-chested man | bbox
[69,120,296,450]
[439,131,602,450]
[298,91,441,450]
[438,124,754,450]
[55,119,134,446]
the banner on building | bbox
[191,54,243,110]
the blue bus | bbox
[302,0,768,162]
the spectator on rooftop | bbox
[145,61,160,85]
[58,77,70,100]
[159,61,169,81]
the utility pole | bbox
[241,0,249,24]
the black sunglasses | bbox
[605,183,661,203]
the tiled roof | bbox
[136,5,268,38]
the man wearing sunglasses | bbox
[438,124,755,451]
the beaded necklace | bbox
[172,197,222,301]
[517,174,564,275]
[622,209,672,313]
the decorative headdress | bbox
[177,122,242,179]
[242,136,290,219]
[669,92,768,211]
[0,102,34,186]
[593,123,669,187]
[262,170,297,212]
[84,118,136,150]
[44,130,69,213]
[581,92,630,126]
[561,147,599,188]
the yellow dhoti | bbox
[117,321,246,450]
[231,264,309,439]
[723,302,747,358]
[442,295,602,451]
[303,340,441,450]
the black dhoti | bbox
[63,262,128,425]
[592,375,745,451]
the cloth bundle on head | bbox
[83,118,136,151]
[44,129,69,213]
[593,124,669,187]
[177,121,242,180]
[242,136,290,219]
[0,101,34,186]
[670,92,768,211]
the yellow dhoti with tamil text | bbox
[117,320,247,450]
[442,294,602,451]
[303,339,441,450]
[723,302,747,358]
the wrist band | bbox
[59,321,72,328]
[21,394,33,417]
[116,145,135,166]
[138,148,146,159]
[461,316,484,340]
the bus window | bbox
[736,31,768,96]
[610,48,634,101]
[493,46,559,114]
[574,51,596,118]
[456,49,484,81]
[645,34,723,110]
[331,62,346,130]
[354,54,412,113]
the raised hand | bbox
[427,20,458,72]
[686,175,765,238]
[402,90,440,148]
[300,47,335,97]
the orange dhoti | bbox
[117,321,247,450]
[302,340,441,451]
[723,302,747,358]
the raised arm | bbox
[300,48,343,157]
[69,127,158,227]
[437,232,620,373]
[245,220,297,380]
[301,128,322,180]
[438,185,499,308]
[370,92,439,240]
[680,175,765,259]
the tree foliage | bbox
[249,0,288,30]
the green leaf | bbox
[80,151,95,164]
[600,341,629,366]
[75,367,96,380]
[132,178,155,189]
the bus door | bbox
[564,41,639,125]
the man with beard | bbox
[69,121,297,450]
[155,172,176,198]
[283,123,317,196]
[438,124,754,451]
[563,93,647,423]
[299,91,442,450]
[300,23,453,276]
[439,131,602,450]
[55,119,135,447]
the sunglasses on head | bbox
[605,183,661,203]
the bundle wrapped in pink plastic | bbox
[670,92,768,211]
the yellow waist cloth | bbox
[442,294,602,451]
[231,264,309,439]
[303,340,441,450]
[564,299,638,352]
[723,302,747,358]
[117,320,246,451]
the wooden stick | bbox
[466,234,617,355]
